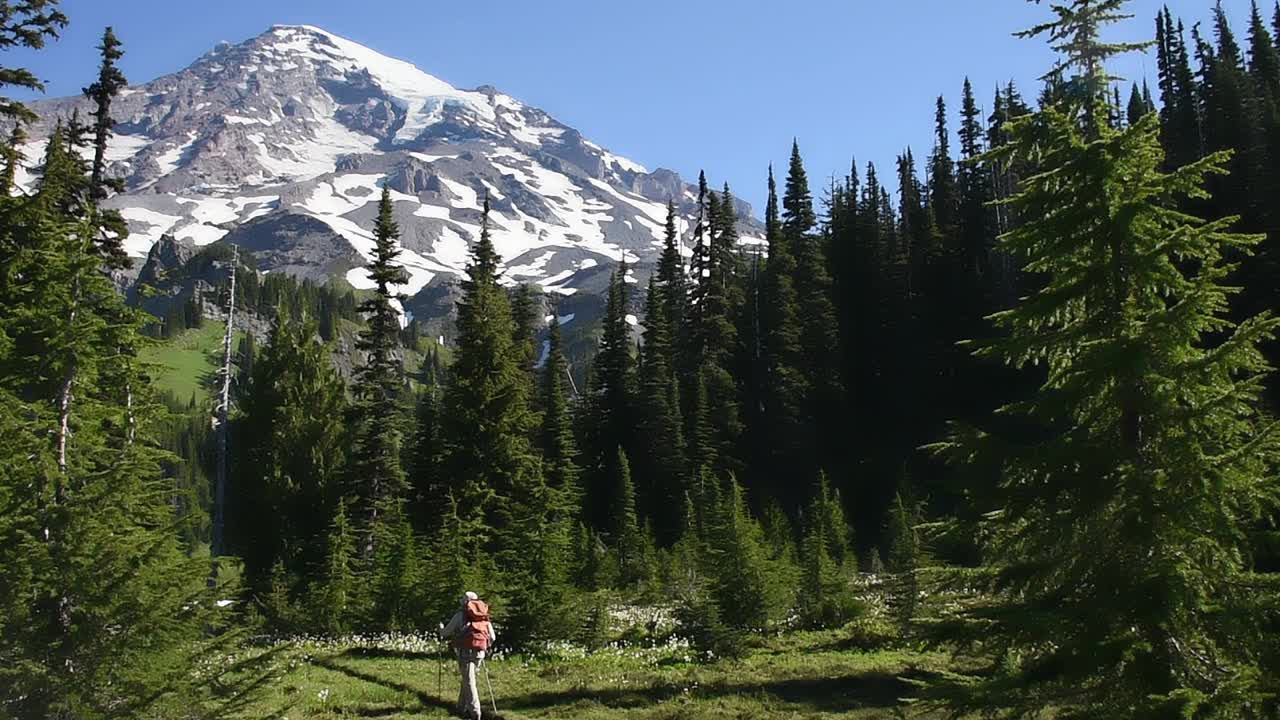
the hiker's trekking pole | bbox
[482,657,498,715]
[436,623,445,697]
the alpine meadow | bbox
[5,0,1280,718]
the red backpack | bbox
[459,599,492,651]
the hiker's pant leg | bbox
[457,649,481,718]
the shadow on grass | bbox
[498,668,937,715]
[338,646,440,661]
[314,655,517,720]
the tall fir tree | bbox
[441,198,543,542]
[540,314,582,517]
[584,259,637,529]
[928,94,957,234]
[348,186,410,550]
[232,315,348,598]
[927,3,1280,714]
[637,274,687,543]
[759,164,809,514]
[81,25,128,266]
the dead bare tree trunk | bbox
[209,245,236,583]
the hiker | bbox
[439,591,496,720]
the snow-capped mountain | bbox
[18,25,762,305]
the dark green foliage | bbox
[540,315,582,514]
[82,25,128,266]
[369,506,424,631]
[928,95,957,233]
[0,33,257,712]
[637,275,686,543]
[926,4,1280,711]
[315,497,362,634]
[231,314,348,598]
[705,478,790,630]
[0,0,67,123]
[348,187,410,544]
[673,589,747,661]
[883,492,919,625]
[798,476,860,629]
[610,447,651,588]
[757,163,808,509]
[583,261,636,529]
[406,382,445,533]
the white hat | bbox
[460,591,478,606]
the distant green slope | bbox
[140,323,241,403]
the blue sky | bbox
[8,0,1238,212]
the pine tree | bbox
[81,26,128,266]
[510,282,539,373]
[1126,82,1147,126]
[585,260,636,528]
[610,447,649,588]
[957,77,991,280]
[316,497,362,634]
[928,95,957,233]
[637,275,687,543]
[1248,0,1280,103]
[540,315,582,516]
[884,492,919,625]
[799,477,857,628]
[441,198,542,541]
[0,40,254,711]
[759,165,809,514]
[705,477,786,630]
[784,144,845,494]
[1,123,25,195]
[232,315,348,597]
[406,381,445,533]
[927,4,1280,714]
[349,186,410,550]
[0,2,67,123]
[369,505,423,631]
[655,199,688,355]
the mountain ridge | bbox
[16,24,763,315]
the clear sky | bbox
[7,0,1242,213]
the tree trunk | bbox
[210,246,236,579]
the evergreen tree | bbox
[584,260,636,528]
[232,315,348,598]
[884,492,920,625]
[637,275,686,543]
[81,25,128,266]
[1248,0,1280,103]
[510,282,539,373]
[957,77,991,280]
[406,381,444,532]
[0,34,254,711]
[928,95,957,234]
[785,144,845,495]
[928,4,1280,714]
[758,164,809,514]
[349,186,410,549]
[610,447,649,588]
[441,199,542,541]
[655,199,688,355]
[540,315,582,516]
[0,1,66,123]
[705,477,787,630]
[799,477,858,628]
[315,497,361,634]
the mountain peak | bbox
[18,23,761,310]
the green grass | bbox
[140,323,241,402]
[229,629,954,720]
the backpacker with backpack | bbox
[458,599,492,652]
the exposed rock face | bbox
[20,24,762,323]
